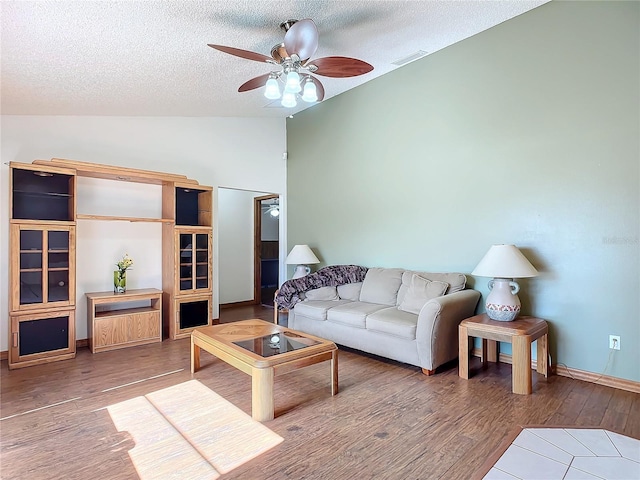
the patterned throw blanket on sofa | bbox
[275,264,368,310]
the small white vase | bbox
[485,278,521,321]
[292,264,311,279]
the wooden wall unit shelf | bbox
[33,158,199,186]
[76,214,174,223]
[86,289,162,353]
[162,183,214,340]
[8,158,214,367]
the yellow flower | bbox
[116,253,134,273]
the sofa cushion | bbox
[397,271,467,305]
[304,286,339,301]
[294,299,351,321]
[337,282,363,301]
[359,268,404,306]
[326,302,387,328]
[366,307,418,340]
[398,274,449,315]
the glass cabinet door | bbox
[177,230,210,293]
[179,233,193,291]
[195,234,209,289]
[12,225,74,310]
[19,230,43,305]
[47,230,69,302]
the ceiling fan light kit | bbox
[301,80,318,102]
[208,18,373,109]
[281,91,297,108]
[264,76,281,100]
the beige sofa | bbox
[287,267,480,374]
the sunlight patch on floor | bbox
[107,379,283,479]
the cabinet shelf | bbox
[12,166,75,222]
[95,306,158,319]
[77,214,174,223]
[14,190,73,198]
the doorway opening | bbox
[218,188,281,310]
[255,195,280,306]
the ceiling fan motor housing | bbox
[279,19,299,32]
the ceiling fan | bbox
[262,202,280,217]
[208,18,374,107]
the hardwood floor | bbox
[1,305,638,480]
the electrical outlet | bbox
[609,335,620,350]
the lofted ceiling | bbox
[1,1,548,118]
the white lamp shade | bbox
[301,80,318,102]
[264,77,281,99]
[281,91,297,108]
[284,71,301,93]
[472,244,538,278]
[285,245,319,265]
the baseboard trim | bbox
[553,364,640,394]
[471,348,640,394]
[220,300,256,310]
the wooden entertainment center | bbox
[8,158,213,369]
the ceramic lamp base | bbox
[485,278,521,321]
[292,264,311,279]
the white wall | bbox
[1,115,286,351]
[218,189,283,304]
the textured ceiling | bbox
[1,1,548,117]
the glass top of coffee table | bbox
[233,331,321,358]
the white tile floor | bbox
[484,428,640,480]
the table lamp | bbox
[472,244,539,321]
[286,244,320,279]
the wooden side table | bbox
[458,314,549,394]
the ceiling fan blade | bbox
[238,73,271,92]
[208,44,272,63]
[309,76,325,102]
[284,19,318,61]
[309,56,374,78]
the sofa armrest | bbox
[415,289,481,371]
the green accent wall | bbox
[286,1,639,382]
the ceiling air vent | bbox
[391,50,428,66]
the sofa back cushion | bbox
[359,268,404,306]
[304,286,339,301]
[398,274,449,314]
[337,282,363,301]
[396,271,467,306]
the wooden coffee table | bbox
[191,319,338,421]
